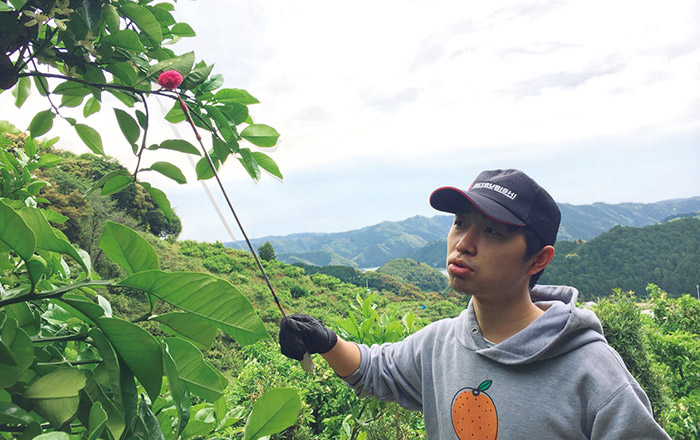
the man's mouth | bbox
[447,259,474,276]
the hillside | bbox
[226,198,700,268]
[540,217,700,299]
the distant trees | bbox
[258,241,276,261]
[541,218,700,299]
[377,258,448,293]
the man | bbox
[279,169,670,439]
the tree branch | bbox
[17,71,179,98]
[0,280,112,308]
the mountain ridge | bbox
[225,197,700,268]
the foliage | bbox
[257,241,275,262]
[593,285,699,439]
[542,219,700,299]
[0,135,298,439]
[0,0,299,435]
[593,289,669,417]
[377,258,448,293]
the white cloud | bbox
[2,0,698,241]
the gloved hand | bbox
[279,313,338,361]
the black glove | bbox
[279,313,338,361]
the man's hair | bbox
[524,228,545,288]
[508,225,547,288]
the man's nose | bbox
[455,228,477,255]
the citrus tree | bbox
[0,0,298,438]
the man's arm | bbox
[321,336,361,377]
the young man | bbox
[279,169,670,439]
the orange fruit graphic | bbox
[451,380,498,440]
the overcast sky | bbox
[2,0,699,242]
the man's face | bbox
[446,206,532,299]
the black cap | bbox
[430,169,561,245]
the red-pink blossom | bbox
[158,70,183,90]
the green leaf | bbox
[181,63,213,90]
[195,156,218,180]
[243,388,301,440]
[240,124,280,148]
[87,401,108,440]
[105,62,137,86]
[28,110,55,138]
[33,75,49,96]
[3,302,40,336]
[118,271,269,345]
[0,314,34,388]
[170,22,196,37]
[205,105,233,142]
[83,96,101,117]
[82,372,126,440]
[26,254,46,289]
[162,343,190,435]
[238,149,260,180]
[113,108,140,145]
[16,206,90,273]
[200,74,224,93]
[164,103,186,123]
[251,152,283,179]
[145,161,187,184]
[137,400,165,440]
[74,124,104,155]
[212,137,231,162]
[12,76,30,108]
[84,170,130,196]
[0,200,36,262]
[223,102,249,125]
[55,293,105,325]
[81,0,103,32]
[214,88,259,105]
[96,317,163,402]
[25,368,86,428]
[53,81,90,97]
[163,338,227,402]
[37,153,62,168]
[0,401,34,425]
[152,312,218,349]
[32,433,69,440]
[0,120,21,134]
[105,29,145,52]
[152,139,200,155]
[147,51,195,79]
[135,110,148,129]
[87,329,124,408]
[138,182,173,221]
[120,3,163,44]
[99,221,159,275]
[103,4,120,33]
[101,175,133,196]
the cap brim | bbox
[429,187,525,226]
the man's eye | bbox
[485,227,501,236]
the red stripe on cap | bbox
[434,187,524,227]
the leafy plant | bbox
[0,0,300,436]
[335,293,424,440]
[0,135,300,438]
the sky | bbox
[2,0,699,242]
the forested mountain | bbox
[227,198,700,268]
[540,217,700,299]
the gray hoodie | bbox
[343,285,671,439]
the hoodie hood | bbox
[455,285,606,365]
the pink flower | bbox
[158,70,183,90]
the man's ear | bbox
[527,245,555,276]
